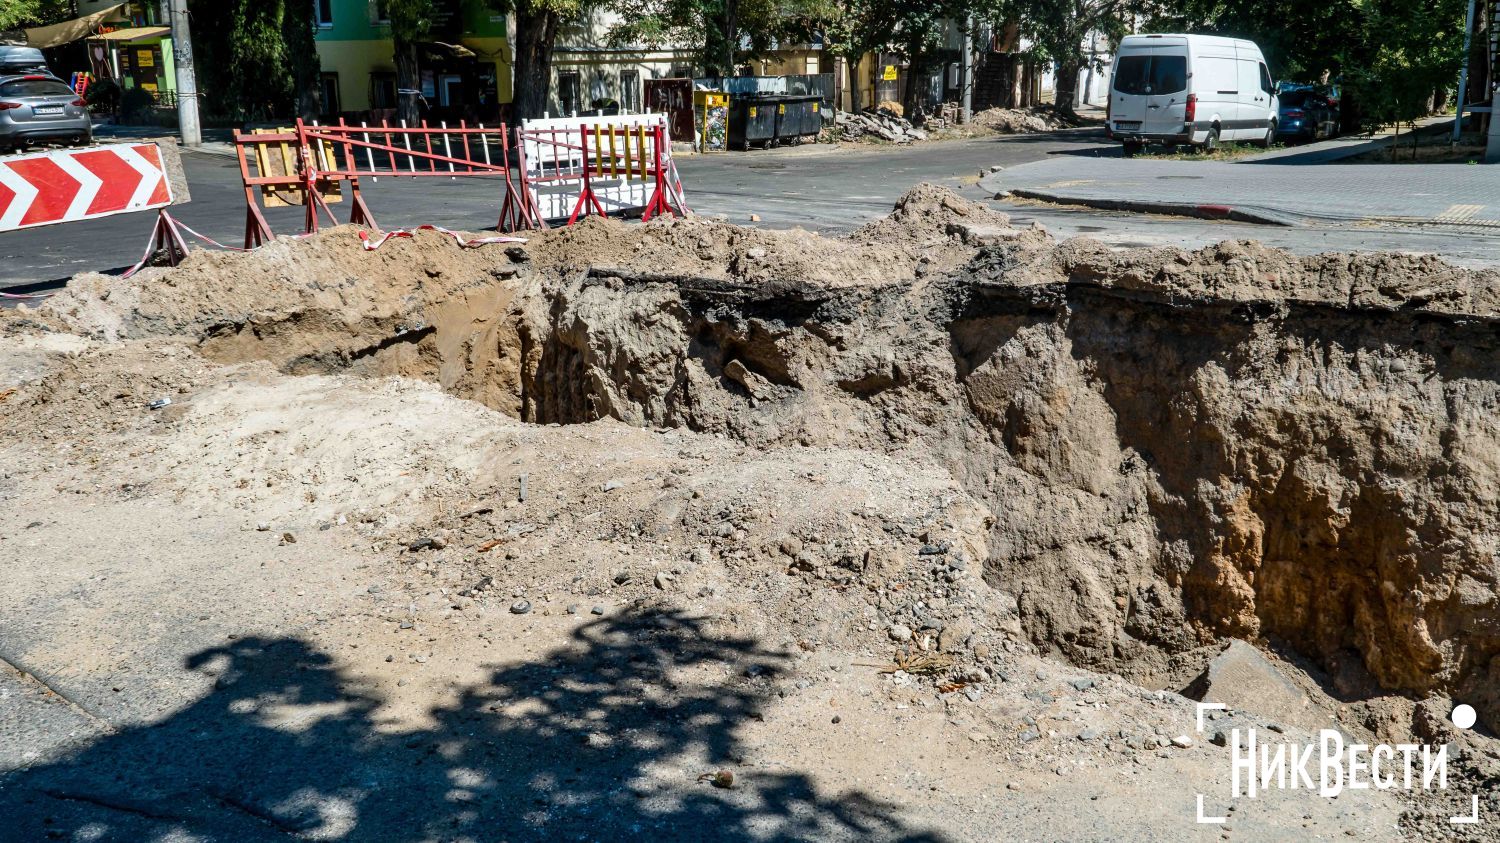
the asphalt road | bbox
[2,128,1496,293]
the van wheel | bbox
[1202,127,1220,153]
[1255,123,1274,148]
[1122,141,1142,157]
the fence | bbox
[516,115,687,224]
[233,119,534,247]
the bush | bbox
[119,86,157,123]
[84,78,121,114]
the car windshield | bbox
[1112,54,1187,95]
[0,79,74,97]
[1279,91,1309,107]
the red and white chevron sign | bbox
[0,143,173,232]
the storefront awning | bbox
[91,26,171,44]
[25,3,127,49]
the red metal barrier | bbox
[233,119,535,248]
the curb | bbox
[1003,188,1300,227]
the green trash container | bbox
[727,95,778,150]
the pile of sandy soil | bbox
[2,185,1497,839]
[971,106,1084,134]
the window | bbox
[557,70,580,115]
[0,78,75,97]
[1259,62,1274,95]
[669,65,693,80]
[619,69,640,113]
[1111,54,1186,95]
[314,0,333,27]
[374,0,390,24]
[319,72,340,116]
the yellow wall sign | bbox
[749,107,757,118]
[137,49,155,68]
[882,65,898,81]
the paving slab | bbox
[983,155,1500,233]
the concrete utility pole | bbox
[960,16,973,123]
[162,0,201,147]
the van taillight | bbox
[1184,93,1197,124]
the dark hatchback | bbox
[1275,88,1339,143]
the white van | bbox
[1107,34,1278,155]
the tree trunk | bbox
[902,50,930,125]
[394,37,420,125]
[705,0,738,76]
[845,54,862,113]
[1054,57,1083,114]
[511,2,558,122]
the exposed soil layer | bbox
[11,184,1500,732]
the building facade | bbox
[314,0,511,122]
[78,1,178,104]
[546,9,698,117]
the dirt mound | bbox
[8,184,1500,735]
[972,106,1081,134]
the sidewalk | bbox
[93,124,236,158]
[983,138,1500,233]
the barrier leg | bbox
[146,210,190,268]
[642,127,678,221]
[349,179,378,231]
[567,125,607,225]
[243,190,273,249]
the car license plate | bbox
[1114,121,1141,130]
[33,105,63,116]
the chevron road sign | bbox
[0,142,174,232]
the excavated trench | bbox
[37,188,1500,724]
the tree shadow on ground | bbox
[1,609,946,842]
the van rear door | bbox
[1140,47,1188,136]
[1109,48,1152,132]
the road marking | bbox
[1435,204,1483,222]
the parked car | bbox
[0,46,50,76]
[1274,87,1340,143]
[1107,34,1279,155]
[0,74,92,152]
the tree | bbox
[1339,0,1465,150]
[610,0,811,77]
[382,0,439,125]
[188,0,321,121]
[0,0,72,30]
[1011,0,1131,113]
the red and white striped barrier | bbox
[0,142,173,232]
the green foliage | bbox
[1340,0,1465,132]
[0,0,71,30]
[119,86,157,123]
[84,77,121,112]
[189,0,321,121]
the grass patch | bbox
[1134,142,1283,161]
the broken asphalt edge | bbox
[1001,188,1301,227]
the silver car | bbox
[0,74,91,152]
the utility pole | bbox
[960,15,973,123]
[161,0,200,147]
